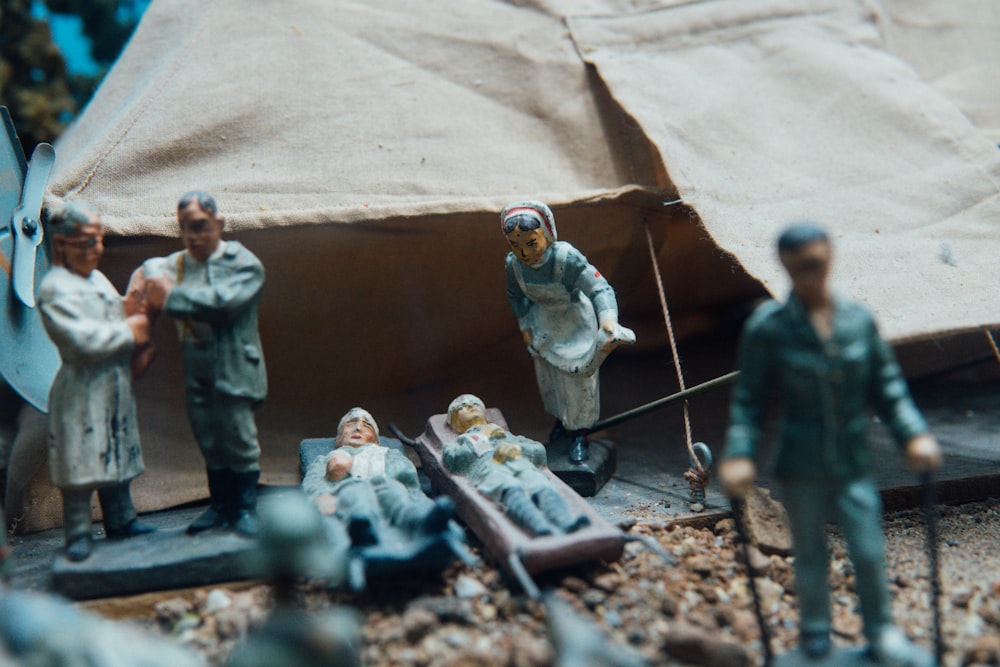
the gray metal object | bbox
[11,143,53,308]
[0,106,59,412]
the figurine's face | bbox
[336,416,378,448]
[506,226,549,266]
[780,239,831,303]
[57,217,104,278]
[451,402,487,434]
[178,201,224,262]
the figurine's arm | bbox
[505,256,534,341]
[508,434,548,469]
[563,246,619,331]
[39,286,137,362]
[867,319,941,471]
[385,449,421,493]
[443,436,477,474]
[164,250,264,324]
[720,308,777,495]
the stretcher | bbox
[404,409,668,598]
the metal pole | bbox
[585,371,739,435]
[921,471,944,665]
[730,495,773,667]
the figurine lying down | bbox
[301,408,470,589]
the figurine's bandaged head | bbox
[49,201,99,237]
[336,407,379,447]
[447,394,487,433]
[501,201,557,243]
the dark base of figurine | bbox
[51,525,264,600]
[773,646,879,666]
[546,437,616,497]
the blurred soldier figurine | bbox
[502,201,634,464]
[134,191,267,537]
[228,491,359,667]
[545,593,649,667]
[719,223,941,666]
[37,201,156,562]
[0,379,47,528]
[443,394,589,536]
[302,408,454,546]
[0,588,205,666]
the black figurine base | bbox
[51,526,263,600]
[773,647,878,667]
[546,437,616,497]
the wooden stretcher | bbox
[410,409,642,598]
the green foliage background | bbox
[0,0,141,152]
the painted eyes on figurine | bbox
[63,236,103,249]
[788,258,825,274]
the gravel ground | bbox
[141,497,1000,667]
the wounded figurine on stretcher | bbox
[302,408,455,547]
[443,394,590,537]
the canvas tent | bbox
[15,0,1000,531]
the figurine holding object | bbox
[719,223,940,666]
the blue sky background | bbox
[32,1,151,76]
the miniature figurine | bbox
[0,588,204,667]
[134,191,267,537]
[502,201,634,463]
[443,394,589,536]
[0,378,48,524]
[719,223,941,665]
[37,201,156,562]
[228,491,359,667]
[301,407,454,545]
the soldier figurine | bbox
[443,394,589,536]
[38,201,156,562]
[228,491,359,667]
[502,201,634,464]
[719,223,940,665]
[135,191,267,537]
[301,408,454,546]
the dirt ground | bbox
[116,496,1000,667]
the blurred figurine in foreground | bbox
[719,223,941,665]
[0,588,205,667]
[228,491,359,667]
[132,191,267,536]
[502,201,634,464]
[302,408,454,546]
[38,201,156,562]
[444,394,588,536]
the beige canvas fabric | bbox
[21,0,1000,530]
[49,0,642,233]
[569,0,1000,343]
[874,0,1000,144]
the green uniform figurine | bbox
[719,223,941,666]
[443,394,589,536]
[139,191,267,537]
[38,202,156,562]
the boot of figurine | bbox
[230,470,261,537]
[61,488,93,562]
[501,487,554,537]
[568,432,589,464]
[533,488,589,533]
[99,484,156,539]
[188,468,233,534]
